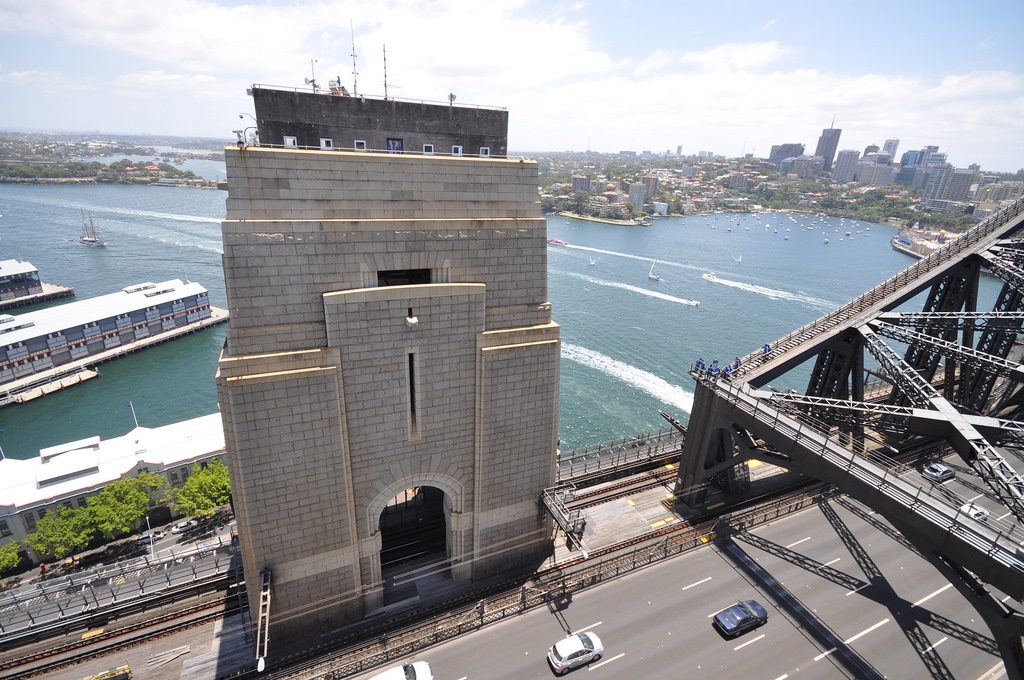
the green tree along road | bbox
[24,507,94,559]
[5,463,232,566]
[176,459,232,517]
[0,541,22,572]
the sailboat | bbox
[733,254,743,264]
[648,263,661,281]
[80,211,106,247]
[588,257,596,266]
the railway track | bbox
[0,592,241,679]
[566,464,679,508]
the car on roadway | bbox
[712,599,768,638]
[959,502,990,522]
[136,530,165,544]
[171,519,198,534]
[547,631,604,675]
[921,462,955,483]
[368,661,432,680]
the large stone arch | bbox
[361,472,471,609]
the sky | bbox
[1,0,1023,171]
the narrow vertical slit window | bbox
[408,352,419,439]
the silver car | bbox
[921,462,954,483]
[548,631,604,675]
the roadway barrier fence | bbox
[313,490,826,679]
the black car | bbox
[713,599,768,638]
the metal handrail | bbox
[248,83,508,111]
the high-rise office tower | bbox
[814,127,842,172]
[832,150,861,182]
[882,139,899,160]
[769,143,805,165]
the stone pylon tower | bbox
[216,87,559,642]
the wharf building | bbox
[0,279,214,388]
[0,260,43,301]
[0,414,225,554]
[0,260,74,311]
[216,86,560,641]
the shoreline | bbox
[558,211,644,227]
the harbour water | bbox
[0,181,996,460]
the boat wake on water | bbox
[560,244,703,273]
[553,270,699,306]
[702,273,833,308]
[561,343,694,413]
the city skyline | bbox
[1,0,1023,170]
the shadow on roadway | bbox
[714,528,885,680]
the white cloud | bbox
[0,1,1021,169]
[678,42,791,72]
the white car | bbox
[368,661,432,680]
[136,530,165,543]
[547,631,604,675]
[960,502,990,522]
[171,520,198,534]
[921,462,955,483]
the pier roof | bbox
[0,260,38,277]
[0,413,225,514]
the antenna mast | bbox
[350,20,359,96]
[383,44,388,100]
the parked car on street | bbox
[713,599,768,638]
[959,502,990,522]
[547,631,604,675]
[921,462,955,483]
[171,520,198,534]
[368,660,432,680]
[136,530,165,544]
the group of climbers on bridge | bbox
[693,356,743,381]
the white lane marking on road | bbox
[967,493,983,502]
[1002,595,1013,603]
[911,583,953,608]
[589,653,625,671]
[577,621,603,633]
[823,557,841,566]
[785,536,812,549]
[844,618,889,644]
[976,660,1007,679]
[733,633,765,651]
[682,576,712,591]
[922,636,948,654]
[996,511,1011,521]
[845,584,869,596]
[774,675,789,680]
[814,647,836,661]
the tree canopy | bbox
[24,507,94,559]
[176,460,232,517]
[0,541,22,573]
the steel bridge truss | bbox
[675,197,1024,674]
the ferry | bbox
[702,272,719,282]
[547,238,569,246]
[0,279,227,401]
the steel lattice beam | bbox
[981,251,1024,293]
[872,320,1024,382]
[859,326,1024,525]
[860,327,938,407]
[876,311,1024,332]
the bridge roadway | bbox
[351,491,1005,679]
